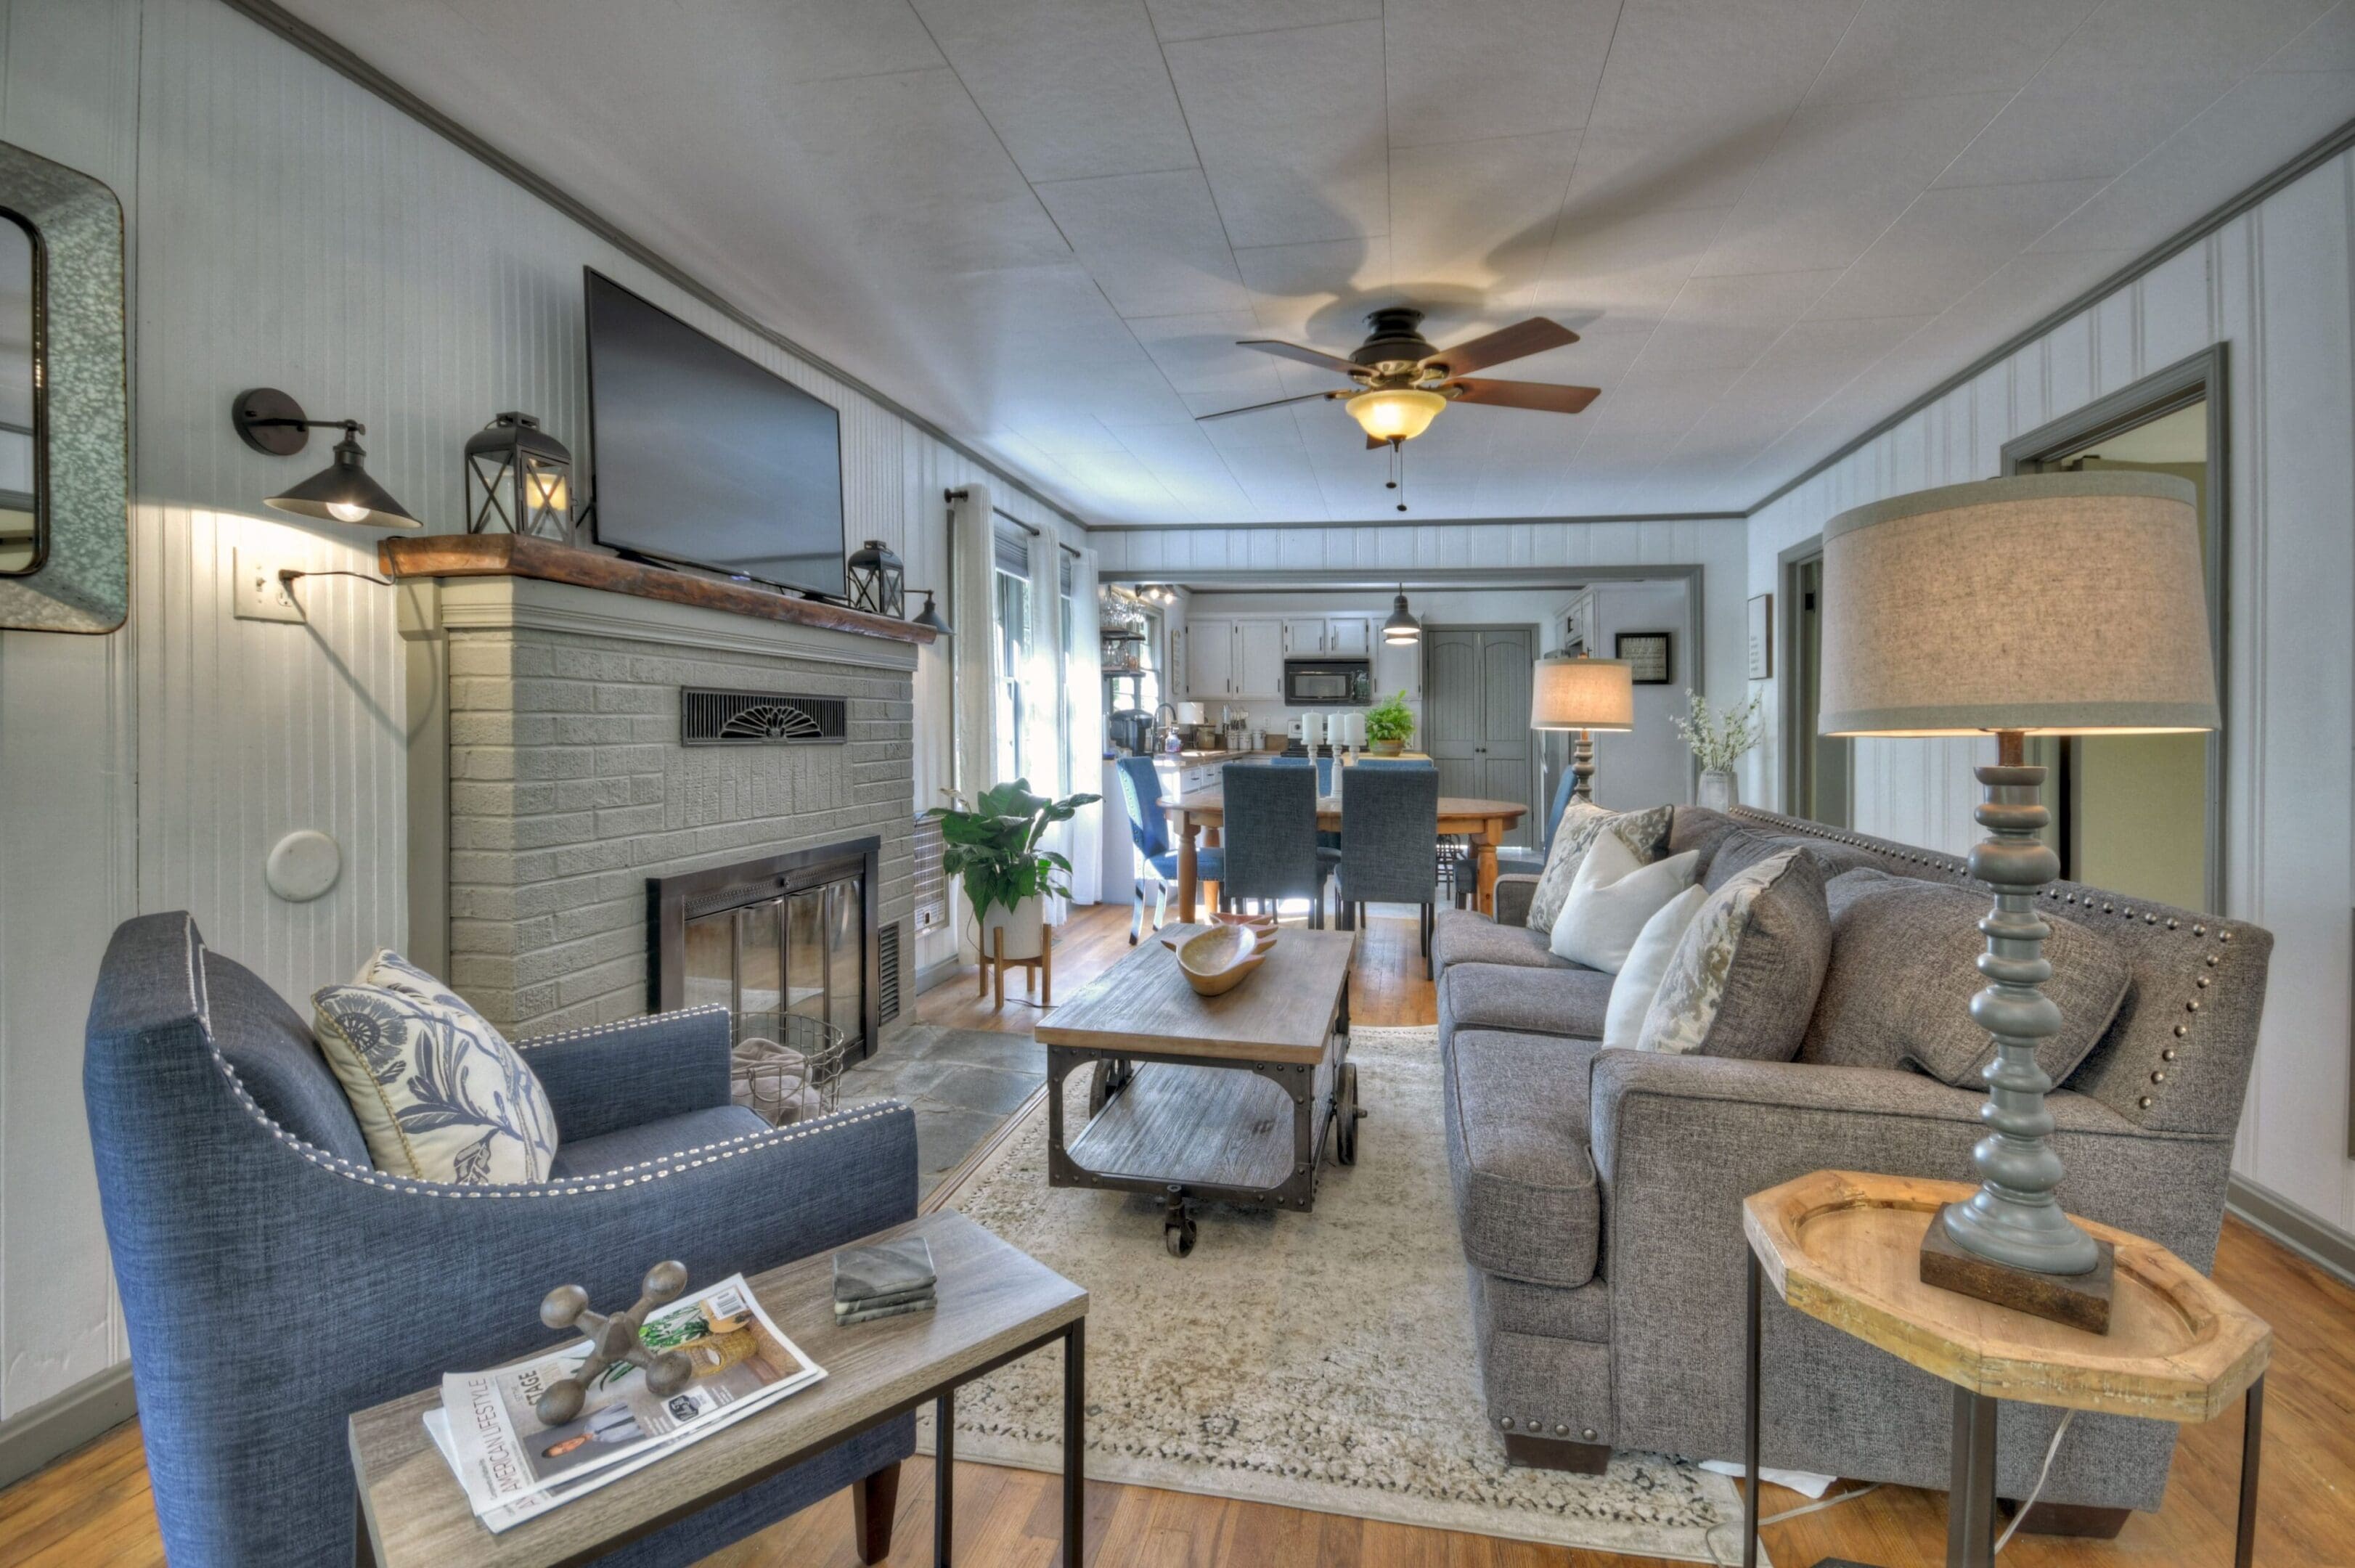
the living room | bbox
[1,3,2351,1567]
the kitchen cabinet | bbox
[1185,617,1231,697]
[1326,616,1374,658]
[1233,621,1284,699]
[1281,617,1327,656]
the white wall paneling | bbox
[1747,153,2355,1245]
[0,0,1077,1428]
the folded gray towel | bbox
[836,1296,938,1326]
[832,1235,937,1304]
[833,1284,936,1318]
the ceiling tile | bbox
[1388,132,1582,300]
[1383,0,1619,147]
[1694,92,2013,277]
[1811,177,2107,318]
[1035,169,1252,317]
[1527,204,1729,329]
[1163,20,1389,248]
[1144,0,1379,44]
[1233,235,1394,338]
[1805,0,2101,105]
[911,0,1199,181]
[1132,311,1292,397]
[681,0,947,85]
[1580,0,1858,130]
[1636,269,1845,372]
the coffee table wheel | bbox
[1334,1062,1362,1166]
[1088,1058,1131,1116]
[1163,1189,1197,1258]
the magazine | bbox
[433,1274,823,1531]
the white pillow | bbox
[1604,883,1709,1051]
[1548,829,1699,974]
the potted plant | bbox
[1363,691,1416,756]
[923,778,1101,962]
[1671,687,1764,811]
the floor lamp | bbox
[1819,471,2218,1331]
[1530,656,1635,804]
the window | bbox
[993,560,1030,785]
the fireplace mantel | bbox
[382,534,936,646]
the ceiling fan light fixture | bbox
[1347,387,1447,443]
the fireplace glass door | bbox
[682,875,865,1052]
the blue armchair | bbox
[83,913,917,1568]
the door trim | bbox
[1999,345,2229,916]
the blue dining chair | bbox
[1273,755,1347,862]
[1336,763,1442,969]
[1220,761,1333,927]
[1115,755,1223,944]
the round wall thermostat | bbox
[265,830,342,902]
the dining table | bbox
[1167,785,1530,920]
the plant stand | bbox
[979,922,1053,1009]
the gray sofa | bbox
[1433,806,2272,1518]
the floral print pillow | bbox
[1637,846,1829,1061]
[312,952,559,1184]
[1525,801,1676,937]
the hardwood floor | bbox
[5,901,2350,1568]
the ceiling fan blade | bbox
[1447,377,1601,415]
[1194,390,1344,422]
[1426,317,1580,375]
[1236,338,1364,375]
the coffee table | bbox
[348,1211,1086,1568]
[1035,923,1358,1257]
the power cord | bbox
[1702,1410,2076,1565]
[279,568,393,589]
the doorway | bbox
[2004,350,2226,910]
[1780,545,1852,828]
[1423,626,1537,847]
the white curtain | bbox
[1065,544,1105,905]
[948,482,995,802]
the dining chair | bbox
[1220,761,1332,927]
[1114,755,1223,944]
[1336,761,1441,971]
[1275,756,1347,863]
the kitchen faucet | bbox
[1151,702,1180,754]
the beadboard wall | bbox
[0,0,1072,1426]
[1744,151,2355,1244]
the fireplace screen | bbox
[651,837,881,1061]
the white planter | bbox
[978,892,1046,962]
[1698,769,1739,812]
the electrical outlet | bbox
[233,547,307,623]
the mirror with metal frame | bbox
[0,140,126,632]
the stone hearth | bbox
[396,562,922,1040]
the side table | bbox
[1739,1171,2270,1568]
[350,1211,1086,1568]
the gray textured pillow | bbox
[1701,824,1884,891]
[1801,868,2133,1087]
[1524,802,1674,936]
[1637,846,1831,1062]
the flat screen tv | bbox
[584,268,846,597]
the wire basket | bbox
[730,1015,848,1127]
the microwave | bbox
[1284,658,1373,706]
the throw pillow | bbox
[1525,801,1674,936]
[1800,868,2132,1087]
[1638,847,1832,1061]
[1604,883,1708,1052]
[1548,825,1700,974]
[312,955,560,1185]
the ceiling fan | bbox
[1197,306,1600,446]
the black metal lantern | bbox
[464,412,574,542]
[846,538,905,618]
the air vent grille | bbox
[878,923,902,1026]
[681,688,848,746]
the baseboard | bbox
[2227,1174,2355,1288]
[0,1364,136,1490]
[915,955,964,998]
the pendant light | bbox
[233,388,422,529]
[1381,586,1421,645]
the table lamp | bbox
[1820,471,2217,1331]
[1530,655,1635,804]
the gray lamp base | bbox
[1920,1203,2115,1334]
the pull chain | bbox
[1383,436,1408,512]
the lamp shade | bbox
[1819,472,2217,737]
[1347,387,1447,443]
[1530,656,1634,731]
[266,429,423,530]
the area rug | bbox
[922,1024,1761,1564]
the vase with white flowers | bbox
[1671,688,1764,811]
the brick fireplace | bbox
[389,537,929,1043]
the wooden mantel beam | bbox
[379,534,939,647]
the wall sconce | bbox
[232,388,422,529]
[846,538,905,618]
[909,588,951,638]
[464,412,574,542]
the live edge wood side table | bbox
[1739,1171,2271,1568]
[348,1211,1087,1568]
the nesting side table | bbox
[1739,1171,2271,1568]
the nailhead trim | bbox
[511,1004,732,1051]
[174,918,904,1199]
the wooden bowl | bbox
[1162,923,1275,996]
